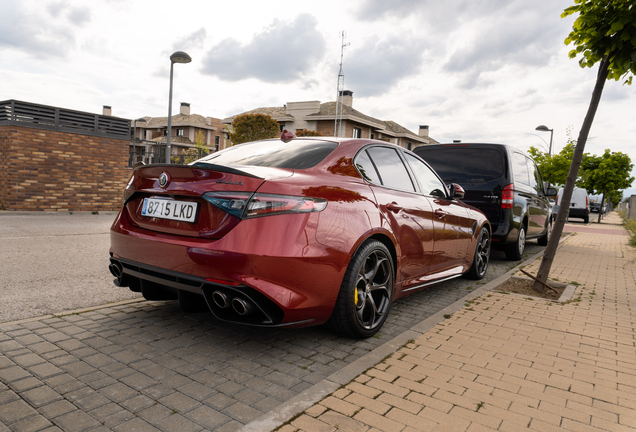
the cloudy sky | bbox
[2,0,635,198]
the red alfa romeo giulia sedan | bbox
[109,135,491,338]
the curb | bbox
[237,244,557,432]
[0,298,146,328]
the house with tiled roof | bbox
[131,103,227,163]
[222,91,437,150]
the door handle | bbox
[434,209,447,218]
[386,202,403,212]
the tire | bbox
[505,224,526,261]
[327,240,394,339]
[537,219,551,246]
[178,290,209,313]
[466,227,490,280]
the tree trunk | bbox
[532,56,611,292]
[597,192,606,223]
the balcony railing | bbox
[0,99,130,139]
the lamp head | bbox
[535,125,552,132]
[170,51,192,64]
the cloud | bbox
[0,2,90,57]
[344,34,427,97]
[172,28,207,52]
[200,14,325,83]
[67,7,91,27]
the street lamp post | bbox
[166,51,192,163]
[132,117,146,166]
[535,125,554,156]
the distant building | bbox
[132,103,227,164]
[223,90,437,150]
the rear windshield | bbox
[416,147,504,184]
[194,139,338,169]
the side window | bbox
[525,158,537,189]
[513,153,530,185]
[529,159,544,193]
[366,147,416,192]
[404,153,447,197]
[354,150,381,183]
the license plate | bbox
[142,198,198,222]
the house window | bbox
[177,129,184,137]
[406,142,412,151]
[280,124,285,132]
[214,136,220,152]
[370,133,375,139]
[353,127,361,138]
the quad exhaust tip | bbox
[232,297,254,316]
[109,261,123,279]
[212,290,229,309]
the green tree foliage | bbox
[295,129,324,137]
[534,0,636,292]
[580,150,634,221]
[563,0,636,85]
[528,143,579,187]
[229,114,280,145]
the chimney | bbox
[102,105,112,116]
[418,125,429,137]
[180,102,190,115]
[206,117,212,126]
[338,90,353,107]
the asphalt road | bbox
[0,212,141,323]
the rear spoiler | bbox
[139,162,264,179]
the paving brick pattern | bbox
[283,213,636,431]
[0,238,542,432]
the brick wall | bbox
[0,125,130,211]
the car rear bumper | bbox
[109,208,350,326]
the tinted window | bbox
[530,160,543,193]
[354,150,381,183]
[513,153,530,185]
[404,153,446,197]
[526,158,537,189]
[415,148,504,184]
[194,139,338,169]
[366,147,415,192]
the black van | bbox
[413,143,557,260]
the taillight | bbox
[203,192,327,219]
[555,194,559,205]
[501,184,513,209]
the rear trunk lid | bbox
[413,144,507,229]
[123,163,293,239]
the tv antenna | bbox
[334,31,349,137]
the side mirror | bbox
[546,187,557,197]
[450,183,465,199]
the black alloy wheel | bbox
[467,227,490,280]
[327,240,394,338]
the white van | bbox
[555,187,590,223]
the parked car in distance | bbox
[556,187,590,223]
[590,202,601,213]
[109,136,491,338]
[413,143,556,261]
